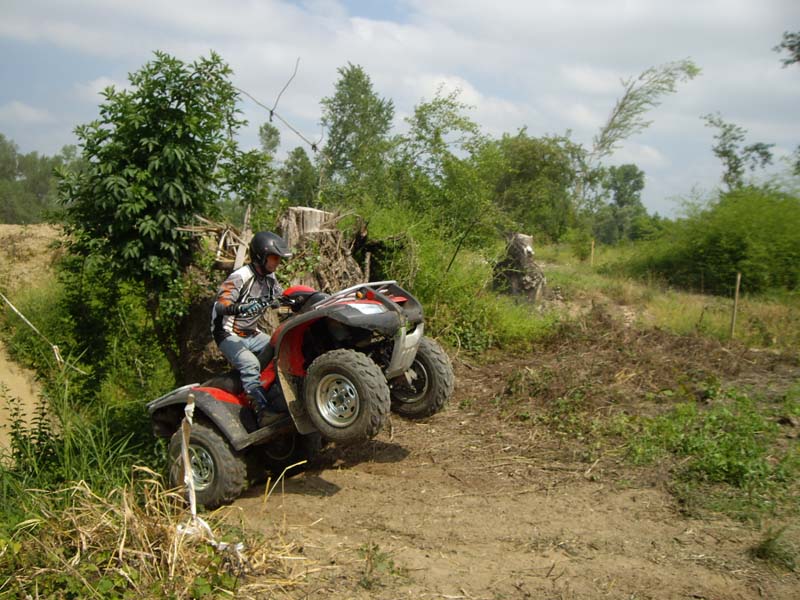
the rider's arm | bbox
[215,271,245,316]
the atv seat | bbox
[200,343,276,394]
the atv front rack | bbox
[313,280,424,379]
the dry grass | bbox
[1,467,309,598]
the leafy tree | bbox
[0,133,78,223]
[491,130,585,241]
[626,188,800,294]
[774,31,800,175]
[592,164,649,244]
[394,87,499,245]
[258,122,281,157]
[703,113,774,191]
[0,133,15,180]
[58,51,253,378]
[278,146,318,206]
[319,63,394,201]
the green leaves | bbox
[59,51,247,294]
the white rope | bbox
[0,291,88,375]
[176,393,246,562]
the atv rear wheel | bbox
[390,336,453,419]
[303,349,390,443]
[263,432,324,477]
[168,420,247,509]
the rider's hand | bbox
[236,300,264,317]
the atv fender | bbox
[147,386,264,451]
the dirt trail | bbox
[231,359,798,599]
[0,224,55,450]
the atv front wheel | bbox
[303,349,390,443]
[390,336,453,419]
[168,420,247,509]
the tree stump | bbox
[493,233,546,302]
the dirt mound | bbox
[229,305,799,599]
[458,304,798,420]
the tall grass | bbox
[0,468,306,598]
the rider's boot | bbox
[247,386,282,428]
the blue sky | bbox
[1,0,798,216]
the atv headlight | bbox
[350,303,386,315]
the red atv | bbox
[147,281,454,507]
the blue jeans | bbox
[217,332,270,393]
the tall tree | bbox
[492,130,585,242]
[319,63,394,199]
[593,164,648,244]
[703,113,774,191]
[395,87,499,244]
[58,51,255,378]
[774,31,800,175]
[258,122,281,157]
[278,146,318,206]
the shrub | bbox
[625,187,800,295]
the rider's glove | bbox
[236,299,265,317]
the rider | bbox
[211,231,291,428]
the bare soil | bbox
[233,312,799,599]
[2,225,798,598]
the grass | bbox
[0,468,306,598]
[614,389,800,521]
[749,527,798,572]
[539,242,800,354]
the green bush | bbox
[358,202,558,352]
[624,187,800,295]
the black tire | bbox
[390,336,454,419]
[303,349,390,443]
[168,420,247,509]
[262,432,324,476]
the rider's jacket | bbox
[211,263,283,344]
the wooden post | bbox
[730,272,742,339]
[234,204,252,269]
[590,239,595,267]
[364,251,371,282]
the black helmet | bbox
[249,231,292,264]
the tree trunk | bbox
[492,233,546,303]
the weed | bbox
[749,527,797,572]
[0,468,304,597]
[620,388,800,518]
[358,542,407,589]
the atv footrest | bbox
[232,415,295,451]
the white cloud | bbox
[560,65,625,96]
[611,142,669,169]
[0,101,54,124]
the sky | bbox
[1,0,798,217]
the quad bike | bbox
[147,281,454,508]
